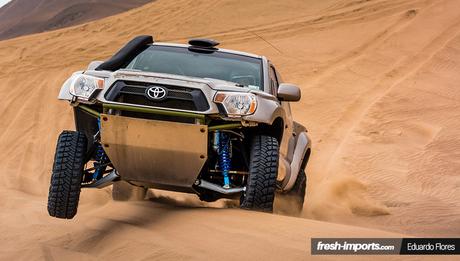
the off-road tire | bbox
[47,131,87,219]
[240,135,279,212]
[112,181,147,201]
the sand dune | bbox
[0,0,459,259]
[0,190,411,260]
[0,0,153,40]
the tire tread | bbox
[240,135,279,212]
[47,131,87,219]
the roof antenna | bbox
[246,30,283,54]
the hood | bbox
[106,69,253,92]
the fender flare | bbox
[281,132,311,191]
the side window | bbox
[269,65,279,95]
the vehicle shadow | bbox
[46,192,238,256]
[147,189,239,209]
[42,202,187,255]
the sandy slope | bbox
[0,0,153,40]
[0,189,408,261]
[0,0,459,259]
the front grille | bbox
[105,80,210,112]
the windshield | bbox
[124,45,263,89]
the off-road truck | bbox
[47,36,311,219]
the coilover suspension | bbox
[214,130,231,188]
[93,119,108,180]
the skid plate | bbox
[101,114,207,189]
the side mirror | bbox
[87,61,104,71]
[277,83,301,102]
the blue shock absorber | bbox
[93,145,105,180]
[217,131,231,188]
[93,118,105,180]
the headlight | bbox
[69,74,104,100]
[214,92,257,117]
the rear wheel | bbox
[47,131,87,219]
[112,181,147,201]
[240,135,279,212]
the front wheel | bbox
[47,131,87,219]
[240,135,279,212]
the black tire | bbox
[47,131,87,219]
[112,181,147,201]
[240,135,279,212]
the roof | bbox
[152,42,264,60]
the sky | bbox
[0,0,11,8]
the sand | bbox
[0,0,153,40]
[0,0,459,259]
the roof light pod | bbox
[188,38,220,53]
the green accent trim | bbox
[208,123,242,131]
[78,105,101,118]
[103,103,206,123]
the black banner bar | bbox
[311,238,460,255]
[400,238,460,255]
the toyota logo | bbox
[146,86,168,101]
